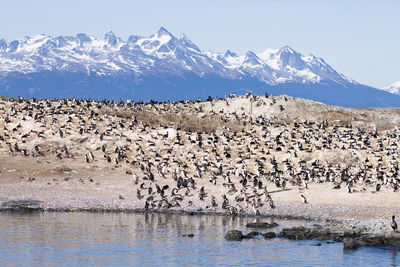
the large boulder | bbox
[359,234,384,246]
[343,237,360,250]
[263,232,277,239]
[278,227,308,240]
[225,230,244,241]
[243,231,261,238]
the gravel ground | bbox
[1,154,399,236]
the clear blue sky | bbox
[1,0,399,88]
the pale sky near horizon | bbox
[0,0,399,88]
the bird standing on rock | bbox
[391,215,398,232]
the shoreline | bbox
[0,194,397,225]
[0,199,335,222]
[3,199,400,249]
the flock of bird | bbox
[0,94,400,216]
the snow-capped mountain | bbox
[382,81,400,94]
[0,27,399,107]
[0,27,352,84]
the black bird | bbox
[376,183,381,192]
[258,180,263,190]
[282,180,286,190]
[391,215,398,232]
[162,185,169,191]
[253,177,258,187]
[149,172,154,181]
[156,184,161,193]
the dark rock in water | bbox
[246,222,279,229]
[243,231,261,238]
[225,230,244,241]
[183,234,194,238]
[312,243,322,246]
[359,235,383,246]
[278,227,308,240]
[263,232,277,239]
[357,233,400,247]
[276,225,400,249]
[343,237,360,250]
[381,233,400,246]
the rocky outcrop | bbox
[225,230,244,241]
[225,230,277,240]
[277,224,400,249]
[263,232,277,239]
[225,223,400,249]
[343,238,360,250]
[243,231,262,238]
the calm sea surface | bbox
[0,212,398,266]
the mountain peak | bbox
[0,38,6,52]
[245,51,258,57]
[178,33,200,52]
[127,34,139,44]
[76,33,92,45]
[244,51,262,65]
[223,50,237,58]
[157,27,173,37]
[383,81,400,94]
[279,45,295,53]
[178,33,189,41]
[104,31,118,46]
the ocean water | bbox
[0,212,398,266]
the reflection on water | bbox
[0,212,397,266]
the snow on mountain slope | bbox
[0,27,354,86]
[382,81,400,94]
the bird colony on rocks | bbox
[1,93,400,215]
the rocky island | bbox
[1,94,400,248]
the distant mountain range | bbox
[0,27,399,107]
[382,81,400,95]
